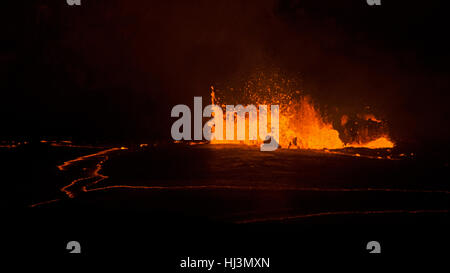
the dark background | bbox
[1,1,449,262]
[1,0,449,148]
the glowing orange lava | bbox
[348,136,394,149]
[207,72,394,150]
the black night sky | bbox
[2,1,450,261]
[1,0,449,148]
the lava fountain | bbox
[208,71,394,150]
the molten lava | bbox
[207,71,394,150]
[279,96,344,149]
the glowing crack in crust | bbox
[29,146,447,224]
[59,147,127,198]
[29,147,127,207]
[236,209,450,224]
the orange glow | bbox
[207,72,395,150]
[340,114,349,126]
[208,90,394,149]
[362,114,382,123]
[348,136,394,149]
[279,96,344,149]
[58,147,127,198]
[57,147,124,171]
